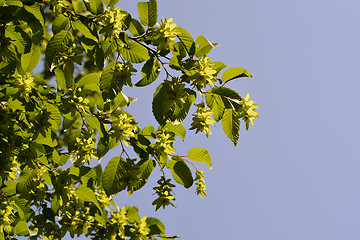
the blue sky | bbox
[101,0,360,239]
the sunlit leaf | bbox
[126,206,141,223]
[16,167,38,194]
[21,46,41,73]
[85,0,104,15]
[72,19,98,42]
[103,0,119,7]
[161,122,186,141]
[34,129,58,147]
[102,156,127,196]
[129,18,145,37]
[54,68,66,90]
[212,61,228,77]
[222,67,253,82]
[14,221,29,236]
[205,87,242,121]
[76,184,102,212]
[85,116,103,137]
[120,41,150,63]
[142,125,155,137]
[176,27,196,56]
[222,109,240,146]
[137,0,158,27]
[127,159,155,195]
[5,25,31,54]
[187,147,212,168]
[45,30,73,66]
[167,159,193,188]
[52,14,69,34]
[135,57,161,87]
[195,35,216,57]
[63,62,74,88]
[24,4,44,26]
[46,102,62,131]
[77,73,100,87]
[146,217,165,236]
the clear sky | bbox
[101,0,360,239]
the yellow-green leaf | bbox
[187,147,212,168]
[120,41,150,63]
[76,184,102,212]
[222,67,253,82]
[137,0,158,27]
[222,109,240,146]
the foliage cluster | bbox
[0,0,259,239]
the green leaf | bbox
[205,87,242,121]
[51,195,60,215]
[42,171,53,186]
[24,4,44,26]
[13,198,28,219]
[119,41,150,63]
[135,57,161,87]
[2,180,17,196]
[46,102,62,131]
[137,0,158,27]
[23,5,44,44]
[85,116,103,137]
[64,62,74,88]
[167,159,193,188]
[16,167,38,194]
[187,147,212,168]
[103,0,119,7]
[54,67,66,90]
[21,46,40,73]
[176,27,196,56]
[205,91,225,121]
[97,136,120,159]
[172,89,196,123]
[111,92,127,108]
[101,39,117,60]
[80,164,103,186]
[126,206,141,223]
[34,129,58,147]
[52,14,69,34]
[59,154,69,166]
[222,67,253,82]
[212,61,228,77]
[142,125,155,137]
[86,0,104,15]
[45,30,73,66]
[129,18,145,37]
[195,35,216,57]
[99,61,116,92]
[213,87,242,109]
[95,45,105,69]
[77,73,100,87]
[161,122,186,141]
[171,42,187,60]
[14,221,29,236]
[52,150,60,165]
[5,25,31,54]
[76,184,102,212]
[146,217,165,236]
[152,83,196,125]
[222,109,240,146]
[102,156,127,196]
[72,19,98,42]
[127,159,155,195]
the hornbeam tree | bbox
[0,0,259,239]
